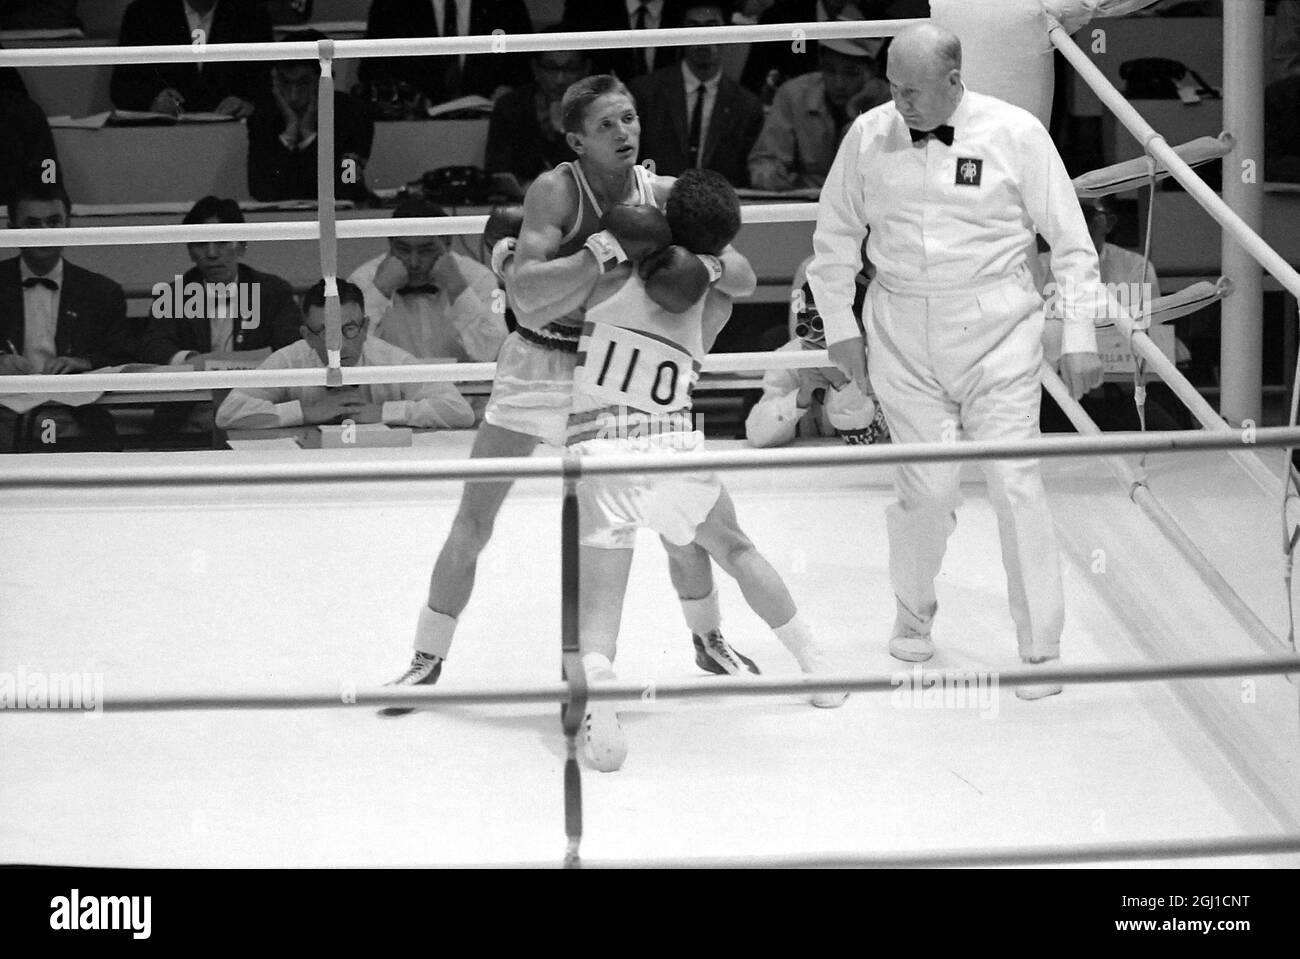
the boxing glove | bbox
[483,204,525,279]
[585,204,673,274]
[640,244,711,314]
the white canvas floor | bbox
[2,436,1298,867]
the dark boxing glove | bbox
[483,204,525,278]
[640,244,711,314]
[585,204,673,274]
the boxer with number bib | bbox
[570,171,847,773]
[383,76,761,712]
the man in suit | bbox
[247,32,376,202]
[484,28,589,188]
[140,195,302,366]
[110,0,273,117]
[739,0,927,96]
[1,180,134,451]
[628,1,764,185]
[358,0,534,106]
[563,0,690,81]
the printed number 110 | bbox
[594,340,680,406]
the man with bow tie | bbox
[808,23,1104,699]
[0,180,135,450]
[347,199,508,375]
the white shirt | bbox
[184,0,218,72]
[347,251,508,363]
[19,258,62,372]
[809,88,1101,357]
[682,61,721,167]
[626,0,663,71]
[432,0,473,67]
[214,336,476,430]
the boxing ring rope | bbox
[1042,363,1287,655]
[4,426,1300,489]
[5,17,1300,869]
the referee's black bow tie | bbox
[22,276,59,291]
[910,125,954,146]
[397,283,440,296]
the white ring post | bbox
[1221,2,1266,427]
[316,40,343,386]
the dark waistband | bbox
[517,323,580,353]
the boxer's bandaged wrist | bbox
[584,230,628,274]
[490,236,517,278]
[696,254,723,284]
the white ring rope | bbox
[3,427,1296,490]
[0,19,925,70]
[0,204,820,250]
[59,656,1300,714]
[567,835,1300,869]
[0,348,828,395]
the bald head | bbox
[890,23,962,78]
[886,23,964,131]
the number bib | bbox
[575,321,699,413]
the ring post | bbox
[560,453,586,868]
[1221,1,1265,427]
[316,38,343,386]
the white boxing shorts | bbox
[572,431,721,550]
[483,329,579,449]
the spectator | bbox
[628,1,765,184]
[745,262,888,447]
[1276,1,1300,79]
[747,36,889,191]
[0,179,133,451]
[358,0,533,106]
[0,0,80,30]
[1036,195,1190,432]
[484,34,589,188]
[247,32,376,203]
[215,278,475,430]
[347,198,508,368]
[739,0,926,98]
[562,0,690,81]
[110,0,272,116]
[0,90,58,210]
[1267,74,1300,181]
[140,195,301,366]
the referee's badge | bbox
[956,157,983,186]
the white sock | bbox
[413,607,456,660]
[582,651,614,677]
[773,614,816,657]
[680,589,721,636]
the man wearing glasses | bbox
[215,278,474,430]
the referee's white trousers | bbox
[864,268,1063,660]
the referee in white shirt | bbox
[807,23,1104,698]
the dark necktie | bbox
[442,0,462,98]
[22,276,59,291]
[634,3,650,75]
[398,283,440,297]
[909,124,954,146]
[687,82,706,168]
